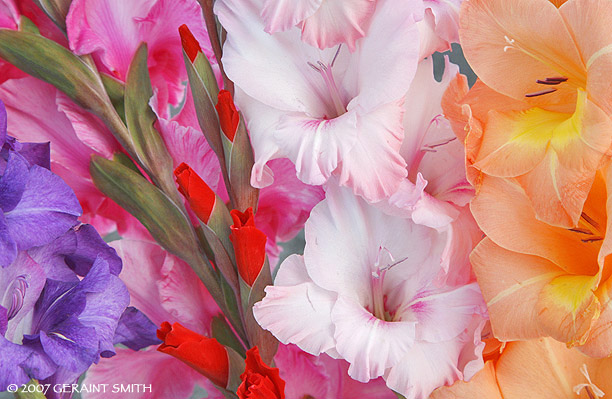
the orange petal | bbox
[471,175,599,274]
[536,275,600,346]
[459,0,584,103]
[471,238,562,341]
[496,338,600,399]
[560,0,612,114]
[579,278,612,357]
[430,361,502,399]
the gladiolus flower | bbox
[216,90,240,142]
[469,170,612,357]
[456,0,612,228]
[157,322,229,388]
[174,163,217,224]
[431,338,612,399]
[238,346,286,399]
[230,208,267,286]
[178,24,202,63]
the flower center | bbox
[5,275,28,321]
[370,246,407,321]
[307,46,346,118]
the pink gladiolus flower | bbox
[254,183,487,399]
[82,240,224,399]
[215,0,423,203]
[66,0,215,117]
[417,0,462,59]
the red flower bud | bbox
[238,347,285,399]
[178,24,202,63]
[157,322,229,387]
[174,163,216,224]
[230,207,267,286]
[216,90,239,142]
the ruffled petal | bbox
[254,255,337,356]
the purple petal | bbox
[68,224,122,276]
[0,151,28,212]
[0,305,7,335]
[14,142,51,170]
[0,212,17,268]
[0,335,57,391]
[5,165,81,251]
[113,307,161,350]
[37,318,99,372]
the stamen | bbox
[581,236,603,243]
[581,212,600,230]
[536,76,569,85]
[569,227,593,235]
[307,62,320,72]
[525,88,557,97]
[330,44,342,68]
[574,364,605,399]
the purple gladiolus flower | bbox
[0,99,82,268]
[0,100,154,396]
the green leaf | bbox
[212,316,247,358]
[124,43,182,205]
[183,49,226,172]
[0,30,130,151]
[223,117,259,212]
[89,155,225,308]
[101,73,126,123]
[32,0,72,30]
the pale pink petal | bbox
[332,296,416,382]
[426,0,462,44]
[274,109,358,186]
[305,183,444,301]
[261,0,321,33]
[334,101,407,201]
[254,255,337,355]
[216,0,342,115]
[82,348,221,399]
[342,0,422,112]
[413,283,484,343]
[300,0,377,51]
[385,339,462,399]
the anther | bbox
[581,212,600,229]
[525,88,557,97]
[536,76,568,85]
[307,62,320,72]
[569,227,593,235]
[581,236,603,243]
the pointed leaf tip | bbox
[179,24,202,63]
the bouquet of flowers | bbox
[1,0,611,398]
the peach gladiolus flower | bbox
[431,338,612,399]
[468,164,612,357]
[457,0,612,228]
